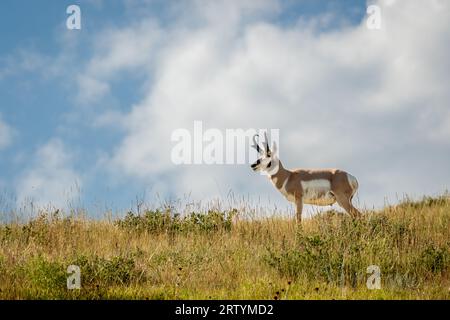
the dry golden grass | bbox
[0,196,449,299]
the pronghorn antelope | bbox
[250,133,361,222]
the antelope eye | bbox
[267,161,272,168]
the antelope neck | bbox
[270,161,290,187]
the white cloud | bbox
[0,49,48,80]
[16,139,82,210]
[75,19,162,105]
[77,0,450,210]
[0,114,14,149]
[76,74,111,105]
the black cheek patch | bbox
[267,161,272,168]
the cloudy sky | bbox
[0,0,449,217]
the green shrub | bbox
[70,254,144,288]
[395,195,450,210]
[418,244,449,274]
[264,233,352,285]
[115,209,236,234]
[263,212,440,288]
[23,256,68,297]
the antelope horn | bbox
[252,134,264,154]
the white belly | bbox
[301,179,335,206]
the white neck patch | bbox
[264,158,280,176]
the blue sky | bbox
[1,0,449,218]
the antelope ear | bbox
[271,141,278,155]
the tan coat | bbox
[269,161,360,221]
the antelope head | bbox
[250,132,279,175]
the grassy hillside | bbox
[0,196,449,300]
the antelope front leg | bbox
[295,199,303,223]
[336,194,361,219]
